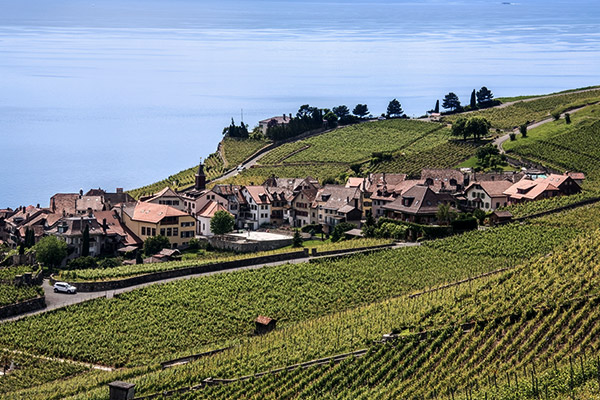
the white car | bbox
[237,165,245,172]
[53,282,77,294]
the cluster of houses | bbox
[0,162,584,261]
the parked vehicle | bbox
[53,282,77,294]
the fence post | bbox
[109,381,135,400]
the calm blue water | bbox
[1,0,599,208]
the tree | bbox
[352,104,369,118]
[476,86,494,105]
[292,229,303,248]
[81,224,90,257]
[470,89,477,109]
[451,117,469,141]
[442,92,461,112]
[34,236,68,269]
[436,203,456,225]
[465,116,491,140]
[434,100,440,113]
[332,105,350,118]
[473,208,487,225]
[210,210,235,235]
[222,118,249,138]
[330,222,356,242]
[520,124,528,138]
[143,235,170,256]
[362,210,376,238]
[386,99,404,118]
[323,111,338,128]
[136,250,144,264]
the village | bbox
[0,158,585,266]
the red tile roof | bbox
[131,202,189,224]
[197,201,231,218]
[244,186,271,205]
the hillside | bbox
[4,87,600,400]
[3,203,600,399]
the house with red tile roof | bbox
[503,174,580,204]
[464,180,514,211]
[180,163,228,217]
[240,185,272,230]
[120,202,196,248]
[312,185,363,232]
[197,201,232,236]
[259,114,292,134]
[140,187,186,212]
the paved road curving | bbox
[2,243,419,323]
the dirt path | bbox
[2,347,114,372]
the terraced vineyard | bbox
[259,120,449,165]
[0,350,89,393]
[58,238,392,281]
[2,205,599,398]
[128,137,267,199]
[0,284,42,307]
[369,140,481,176]
[221,137,270,168]
[444,88,600,130]
[129,223,600,400]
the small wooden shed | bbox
[255,316,277,335]
[490,210,513,226]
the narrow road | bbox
[493,104,592,154]
[2,242,419,323]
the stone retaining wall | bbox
[52,249,309,292]
[0,296,46,319]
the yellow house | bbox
[121,202,196,249]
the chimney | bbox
[116,188,123,193]
[79,189,83,198]
[283,114,286,121]
[289,113,292,120]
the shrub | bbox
[98,258,120,269]
[552,111,561,120]
[301,224,322,234]
[330,222,356,242]
[509,133,516,141]
[292,230,303,248]
[520,124,528,138]
[565,113,571,124]
[187,238,201,251]
[143,236,170,256]
[67,256,97,270]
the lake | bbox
[1,0,599,208]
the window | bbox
[166,228,172,236]
[160,228,166,236]
[173,228,178,236]
[173,201,179,206]
[152,228,156,236]
[192,203,195,209]
[141,227,146,235]
[485,202,489,209]
[495,202,500,208]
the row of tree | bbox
[223,99,407,141]
[436,86,499,114]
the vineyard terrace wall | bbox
[0,296,46,319]
[50,249,309,292]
